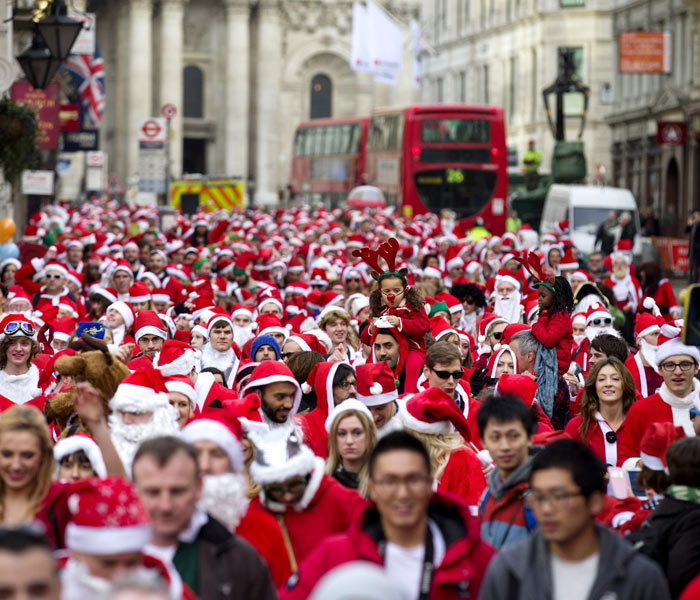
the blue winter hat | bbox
[250,334,281,361]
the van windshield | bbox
[573,207,621,233]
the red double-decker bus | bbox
[365,104,508,233]
[289,116,369,208]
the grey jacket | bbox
[478,523,671,600]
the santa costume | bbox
[242,361,303,430]
[625,303,665,398]
[354,361,403,438]
[0,314,40,405]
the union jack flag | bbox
[60,44,105,129]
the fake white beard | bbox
[232,324,255,349]
[586,326,620,342]
[494,293,521,324]
[111,324,126,346]
[61,559,112,600]
[200,343,236,373]
[639,339,659,373]
[573,334,586,345]
[198,473,250,532]
[109,405,180,474]
[461,311,478,336]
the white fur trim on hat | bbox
[637,323,661,339]
[287,336,311,353]
[356,389,399,407]
[250,442,317,486]
[53,436,107,478]
[496,273,521,291]
[109,301,134,329]
[242,374,302,416]
[165,380,196,405]
[572,313,586,326]
[109,385,170,413]
[65,523,152,555]
[655,339,700,368]
[135,325,167,343]
[258,298,284,313]
[397,398,452,436]
[445,257,464,271]
[324,399,373,433]
[585,309,610,325]
[422,266,443,280]
[315,305,348,324]
[156,349,196,377]
[640,451,666,472]
[180,420,244,473]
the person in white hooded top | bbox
[0,315,40,405]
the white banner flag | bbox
[368,1,403,85]
[351,2,370,72]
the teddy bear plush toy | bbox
[44,334,130,435]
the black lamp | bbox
[16,29,62,90]
[36,0,83,61]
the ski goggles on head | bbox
[3,321,35,338]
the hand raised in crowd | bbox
[328,343,346,363]
[111,342,135,364]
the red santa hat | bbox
[227,393,269,434]
[639,422,686,472]
[571,312,586,328]
[422,266,443,280]
[635,311,663,339]
[642,296,662,317]
[495,269,521,291]
[398,387,472,442]
[53,316,77,343]
[231,304,254,322]
[180,408,244,473]
[129,282,152,304]
[256,313,288,340]
[110,369,171,414]
[495,373,537,407]
[435,292,462,315]
[155,340,197,376]
[92,286,118,304]
[501,323,530,345]
[65,476,152,554]
[555,220,570,235]
[66,270,84,290]
[616,239,633,253]
[258,297,284,315]
[570,270,591,283]
[151,288,171,305]
[286,281,310,297]
[355,361,398,407]
[44,261,68,278]
[108,301,136,330]
[164,374,196,407]
[486,346,519,379]
[309,268,329,286]
[559,248,578,271]
[207,314,234,338]
[305,328,333,353]
[285,333,326,355]
[133,310,167,343]
[430,316,458,342]
[111,259,134,279]
[0,314,38,341]
[477,314,509,344]
[53,433,107,478]
[324,398,373,433]
[301,361,345,416]
[525,300,539,322]
[655,323,700,367]
[445,256,465,272]
[242,361,302,416]
[584,302,611,326]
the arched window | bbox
[183,66,204,118]
[310,74,332,119]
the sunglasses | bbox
[265,477,309,496]
[47,273,64,280]
[464,298,476,305]
[430,367,464,381]
[489,331,503,340]
[591,318,612,326]
[3,321,35,337]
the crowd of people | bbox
[0,198,697,599]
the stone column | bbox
[159,0,186,179]
[254,0,282,207]
[126,0,153,181]
[225,0,251,184]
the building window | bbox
[437,77,444,102]
[459,71,467,103]
[483,65,490,104]
[509,57,517,122]
[310,74,332,119]
[183,66,204,118]
[531,48,537,120]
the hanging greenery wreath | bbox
[0,97,39,184]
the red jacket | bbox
[437,447,487,506]
[531,309,573,376]
[565,415,629,466]
[280,492,494,600]
[642,279,678,321]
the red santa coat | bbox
[360,301,429,353]
[296,362,343,458]
[280,492,495,600]
[642,278,678,321]
[617,383,699,466]
[565,415,628,466]
[603,273,641,312]
[437,447,487,506]
[261,463,368,567]
[624,353,664,398]
[531,309,573,376]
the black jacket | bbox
[628,497,700,598]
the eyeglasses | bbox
[590,318,613,326]
[489,331,503,340]
[3,321,35,337]
[47,273,64,280]
[659,360,696,373]
[525,488,584,509]
[265,477,309,497]
[335,380,357,390]
[380,288,403,296]
[281,352,296,361]
[430,367,464,381]
[371,474,431,494]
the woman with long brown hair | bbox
[565,357,636,466]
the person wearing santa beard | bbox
[603,252,641,343]
[180,407,293,587]
[625,304,665,398]
[584,303,621,343]
[231,304,256,349]
[492,270,522,324]
[200,315,240,388]
[108,370,180,476]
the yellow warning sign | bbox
[170,179,245,213]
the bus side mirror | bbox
[683,284,700,347]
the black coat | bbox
[628,497,700,598]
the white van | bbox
[539,184,642,258]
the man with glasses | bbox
[618,334,700,466]
[281,430,494,600]
[0,527,60,600]
[479,439,670,600]
[248,426,366,574]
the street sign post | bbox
[161,104,177,204]
[138,118,167,195]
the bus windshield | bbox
[421,119,491,144]
[414,168,498,218]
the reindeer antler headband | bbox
[352,237,408,285]
[512,250,555,293]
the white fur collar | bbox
[0,364,40,404]
[658,379,700,409]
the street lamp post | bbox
[15,29,61,90]
[36,0,83,62]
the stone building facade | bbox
[90,0,420,206]
[419,0,614,180]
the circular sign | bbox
[161,103,177,120]
[141,119,162,138]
